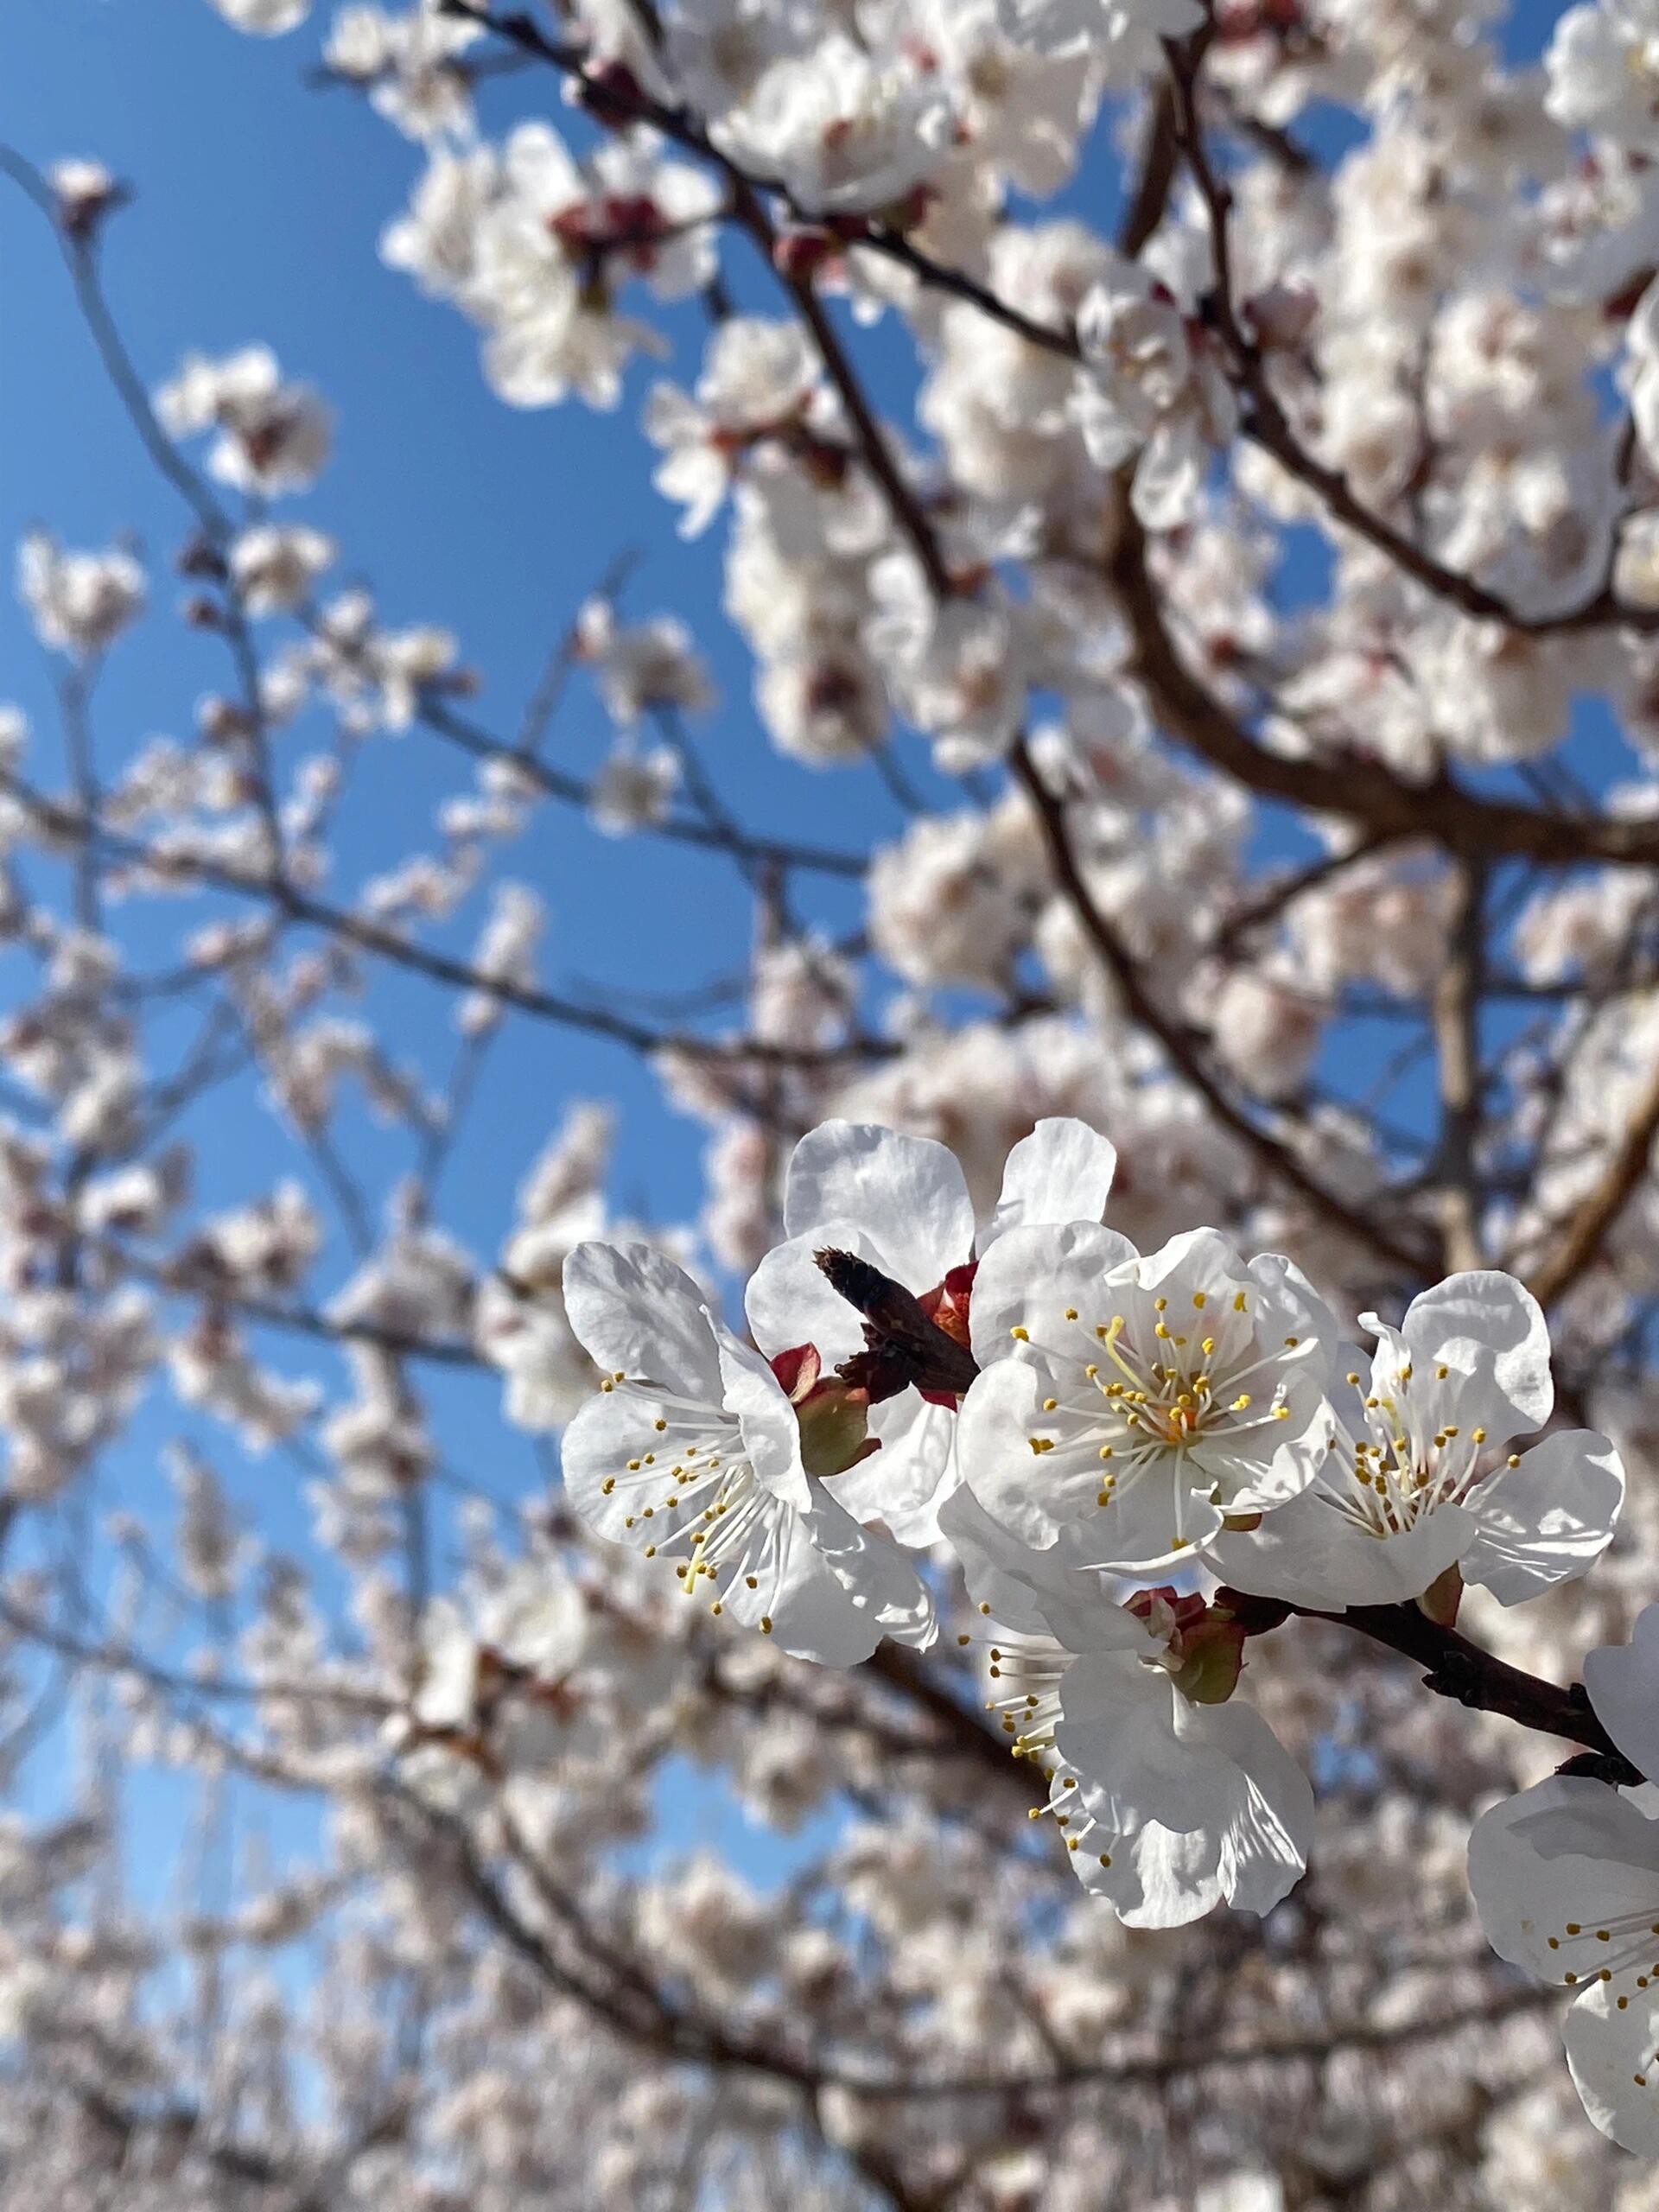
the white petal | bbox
[563,1241,721,1399]
[711,1319,811,1512]
[828,1392,957,1547]
[955,1357,1072,1552]
[1586,1603,1659,1784]
[780,1120,974,1291]
[745,1231,868,1369]
[791,1489,937,1657]
[1461,1430,1624,1607]
[981,1118,1117,1251]
[1395,1270,1554,1439]
[1565,1979,1659,2156]
[1193,1697,1317,1919]
[966,1218,1141,1367]
[1080,1467,1224,1575]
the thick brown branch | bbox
[1246,1597,1642,1780]
[1431,858,1486,1274]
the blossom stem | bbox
[1244,1595,1643,1780]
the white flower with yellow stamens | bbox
[1470,1605,1659,2156]
[1471,1772,1659,2158]
[957,1224,1337,1573]
[941,1485,1313,1927]
[560,1242,935,1665]
[1210,1272,1624,1612]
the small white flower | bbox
[716,35,953,216]
[17,532,144,657]
[645,318,822,537]
[561,1240,935,1662]
[959,1224,1337,1571]
[576,602,715,725]
[48,159,122,235]
[156,346,332,496]
[589,738,680,835]
[230,524,337,617]
[470,124,718,410]
[1210,1272,1624,1612]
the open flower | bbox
[958,1224,1337,1572]
[1209,1272,1624,1612]
[942,1486,1313,1926]
[561,1240,934,1663]
[1468,1605,1659,2156]
[745,1116,1118,1544]
[1471,1774,1659,2156]
[156,346,332,495]
[1050,1615,1315,1929]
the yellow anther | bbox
[1011,1325,1030,1341]
[1064,1306,1078,1320]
